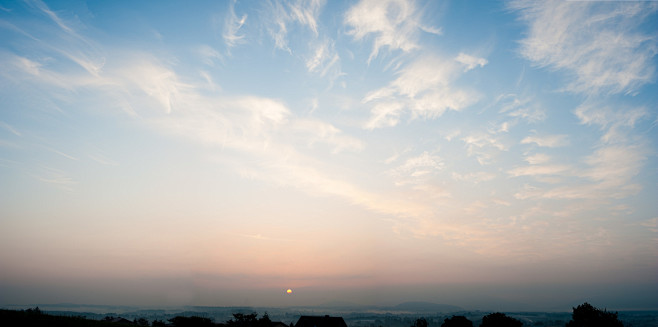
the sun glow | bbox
[286,289,292,294]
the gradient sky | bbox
[1,0,657,311]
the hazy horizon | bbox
[1,0,657,312]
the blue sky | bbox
[1,0,657,310]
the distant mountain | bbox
[389,301,462,313]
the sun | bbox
[286,289,292,294]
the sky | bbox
[1,0,657,311]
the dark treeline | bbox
[0,302,626,327]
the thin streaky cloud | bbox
[266,0,325,52]
[521,134,569,148]
[88,154,119,166]
[362,54,483,129]
[511,0,658,95]
[223,0,248,49]
[26,0,75,35]
[24,0,106,76]
[344,0,439,63]
[31,166,76,191]
[0,121,21,136]
[197,45,223,66]
[48,148,78,161]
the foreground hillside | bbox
[1,308,119,327]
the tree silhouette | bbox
[227,312,273,327]
[441,315,473,327]
[413,317,428,327]
[480,312,522,327]
[168,316,214,327]
[566,302,623,327]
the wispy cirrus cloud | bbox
[306,38,341,78]
[521,134,569,148]
[345,0,440,63]
[363,54,485,129]
[32,166,76,191]
[451,171,496,184]
[23,0,105,76]
[266,0,324,52]
[511,0,658,95]
[455,53,488,72]
[223,0,248,50]
[196,45,223,66]
[0,121,21,137]
[511,102,649,201]
[508,164,570,178]
[574,101,648,144]
[460,133,507,166]
[390,151,443,186]
[524,153,550,165]
[289,119,363,154]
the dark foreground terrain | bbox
[2,303,658,327]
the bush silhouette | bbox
[480,312,522,327]
[227,312,272,327]
[566,302,623,327]
[441,315,473,327]
[413,318,428,327]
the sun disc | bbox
[286,289,292,294]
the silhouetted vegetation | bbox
[1,308,119,327]
[441,315,473,327]
[1,303,647,327]
[480,312,523,327]
[226,312,272,327]
[169,315,215,327]
[412,317,428,327]
[566,302,623,327]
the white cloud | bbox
[290,119,364,154]
[26,0,75,35]
[362,55,481,129]
[88,154,119,166]
[0,121,21,136]
[511,0,658,94]
[452,171,496,184]
[461,133,507,165]
[306,38,341,78]
[344,0,440,63]
[111,58,186,114]
[455,53,488,72]
[574,102,648,144]
[25,0,105,76]
[506,106,546,123]
[582,145,645,189]
[267,0,324,52]
[363,102,405,130]
[490,94,546,135]
[524,153,550,165]
[391,151,443,186]
[32,166,76,191]
[223,0,248,49]
[512,143,646,200]
[641,218,658,233]
[521,134,569,148]
[508,165,570,178]
[197,45,223,66]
